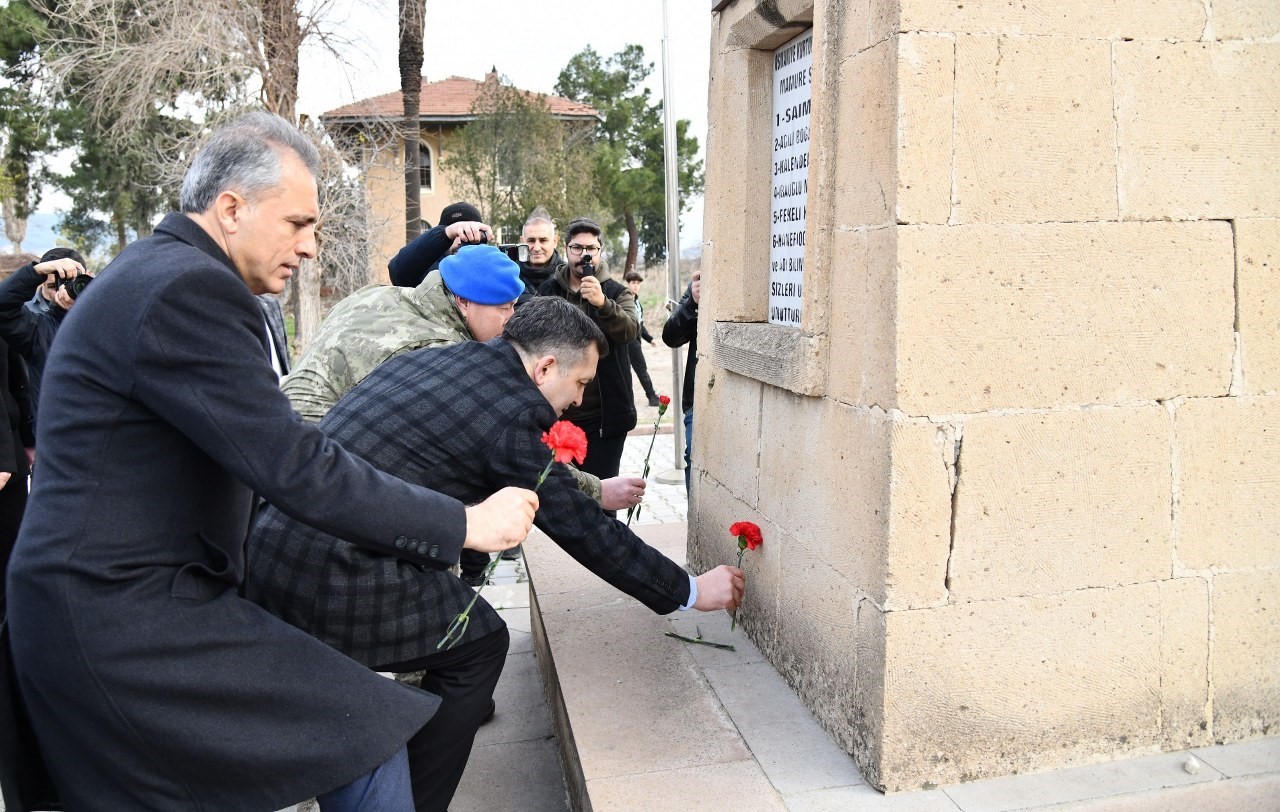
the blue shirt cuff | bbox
[679,573,697,611]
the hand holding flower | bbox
[439,421,588,650]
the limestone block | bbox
[710,322,827,396]
[884,420,953,609]
[756,392,892,602]
[899,0,1206,39]
[877,583,1192,791]
[695,368,763,505]
[1236,219,1280,394]
[895,221,1235,413]
[704,45,773,323]
[1212,0,1280,40]
[775,542,884,775]
[833,37,896,229]
[953,36,1117,224]
[948,406,1173,601]
[1212,570,1280,740]
[827,226,896,409]
[1176,397,1280,571]
[897,33,954,225]
[1116,41,1280,220]
[1159,578,1212,749]
[838,0,900,56]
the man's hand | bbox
[34,257,85,281]
[445,220,493,251]
[600,476,647,512]
[578,274,606,307]
[690,270,701,306]
[0,472,10,491]
[693,565,743,611]
[462,487,538,553]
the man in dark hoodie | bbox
[536,217,638,481]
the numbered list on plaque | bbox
[769,28,812,328]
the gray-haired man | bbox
[4,111,536,811]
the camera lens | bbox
[60,275,93,300]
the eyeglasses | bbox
[566,243,601,256]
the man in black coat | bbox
[245,297,744,811]
[2,112,537,811]
[664,270,700,493]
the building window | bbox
[419,143,433,193]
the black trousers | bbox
[627,341,656,399]
[380,625,509,812]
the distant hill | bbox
[0,211,62,255]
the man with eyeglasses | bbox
[536,217,639,483]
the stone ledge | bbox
[524,522,794,811]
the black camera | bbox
[57,274,94,300]
[468,233,529,264]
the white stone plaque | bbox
[769,28,812,328]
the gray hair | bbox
[523,206,555,231]
[179,111,320,213]
[504,297,607,369]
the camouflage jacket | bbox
[282,271,603,501]
[282,271,469,423]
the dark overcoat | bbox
[245,339,691,668]
[4,213,469,810]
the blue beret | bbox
[439,245,524,305]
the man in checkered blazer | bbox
[245,297,744,812]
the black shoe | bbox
[480,698,496,725]
[499,544,523,561]
[647,394,660,407]
[461,571,486,587]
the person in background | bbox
[623,270,661,407]
[536,218,638,483]
[0,247,92,427]
[388,202,490,288]
[663,270,699,493]
[516,207,565,304]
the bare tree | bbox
[398,0,425,243]
[29,0,372,354]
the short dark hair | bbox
[40,247,87,269]
[623,271,643,283]
[504,297,607,369]
[564,217,601,244]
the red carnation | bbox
[730,521,763,551]
[729,520,763,631]
[542,420,588,465]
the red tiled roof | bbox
[321,74,600,123]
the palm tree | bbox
[399,0,426,243]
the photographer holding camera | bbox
[388,201,493,288]
[536,217,639,487]
[0,247,94,429]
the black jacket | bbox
[662,281,699,412]
[5,212,467,809]
[538,264,639,438]
[387,223,454,287]
[517,253,566,305]
[246,339,691,667]
[0,264,68,425]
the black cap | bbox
[439,201,483,225]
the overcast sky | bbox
[298,0,713,248]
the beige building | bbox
[322,74,599,284]
[696,0,1278,794]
